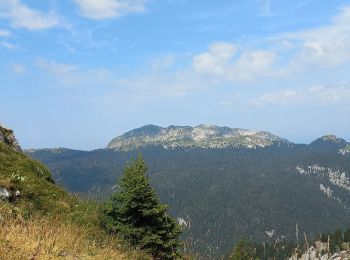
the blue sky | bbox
[1,0,350,149]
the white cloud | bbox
[192,42,278,81]
[190,5,350,83]
[73,0,148,20]
[0,0,60,30]
[233,50,278,80]
[0,29,11,37]
[251,90,304,106]
[281,6,350,69]
[251,84,350,107]
[193,42,237,76]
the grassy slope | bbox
[0,142,149,260]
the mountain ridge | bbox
[23,125,349,153]
[107,124,293,151]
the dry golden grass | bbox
[0,210,148,260]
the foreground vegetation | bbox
[0,141,150,259]
[0,205,143,259]
[229,228,350,259]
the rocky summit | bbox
[107,124,292,151]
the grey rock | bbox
[289,241,350,259]
[0,124,22,152]
[0,187,10,202]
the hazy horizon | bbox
[1,0,350,149]
[6,122,348,150]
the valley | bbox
[26,125,350,257]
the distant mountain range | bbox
[26,125,350,257]
[107,124,292,150]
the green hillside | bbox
[0,141,76,215]
[0,141,149,259]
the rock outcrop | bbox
[0,187,20,202]
[0,124,22,152]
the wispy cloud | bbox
[150,54,175,71]
[87,72,202,111]
[115,71,202,98]
[251,83,350,107]
[279,5,350,69]
[0,0,60,30]
[73,0,148,20]
[0,41,16,49]
[36,58,113,87]
[10,63,26,74]
[32,5,350,112]
[190,5,350,83]
[36,57,202,112]
[257,0,275,17]
[0,29,11,37]
[218,94,241,109]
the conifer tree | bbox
[103,155,182,259]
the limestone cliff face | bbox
[0,124,22,152]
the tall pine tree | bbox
[103,155,182,259]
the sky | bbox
[1,0,350,149]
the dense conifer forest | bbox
[28,142,350,256]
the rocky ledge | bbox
[0,124,22,152]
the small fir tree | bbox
[103,155,182,259]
